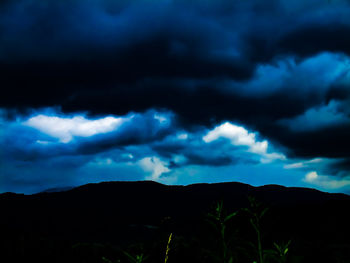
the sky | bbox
[1,0,350,194]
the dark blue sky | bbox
[1,0,350,194]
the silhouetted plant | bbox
[102,247,148,263]
[102,256,118,263]
[243,196,269,263]
[207,201,238,263]
[164,233,172,263]
[101,197,292,263]
[270,240,291,263]
[122,252,148,263]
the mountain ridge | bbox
[1,180,350,262]
[2,180,349,198]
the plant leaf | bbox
[224,211,238,223]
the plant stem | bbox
[257,222,263,263]
[164,233,172,263]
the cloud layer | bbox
[1,0,350,193]
[1,109,292,193]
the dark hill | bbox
[1,181,350,263]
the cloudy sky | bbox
[1,0,350,194]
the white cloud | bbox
[260,152,286,163]
[284,162,304,169]
[121,153,134,159]
[177,133,188,140]
[203,122,285,161]
[284,158,323,169]
[153,112,173,126]
[304,171,318,181]
[154,114,167,123]
[35,140,51,145]
[303,171,350,189]
[139,156,171,182]
[307,158,323,164]
[203,122,264,151]
[24,114,128,143]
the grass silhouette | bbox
[2,190,349,263]
[99,197,293,263]
[206,201,238,263]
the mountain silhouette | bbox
[1,181,350,262]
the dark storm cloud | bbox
[75,110,177,155]
[277,24,350,58]
[271,123,350,159]
[1,0,350,165]
[328,158,350,176]
[1,0,349,110]
[150,130,264,167]
[0,0,253,111]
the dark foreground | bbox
[1,181,350,263]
